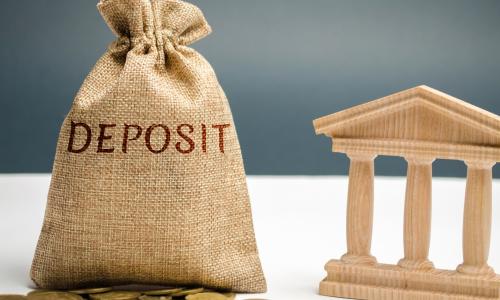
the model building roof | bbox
[314,85,500,138]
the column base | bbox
[398,258,434,270]
[320,259,500,300]
[341,253,377,265]
[457,263,495,276]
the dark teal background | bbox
[1,0,499,177]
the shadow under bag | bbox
[31,0,266,293]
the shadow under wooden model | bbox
[313,86,500,300]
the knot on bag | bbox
[99,0,211,56]
[109,35,154,57]
[161,30,178,46]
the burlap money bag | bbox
[31,0,266,293]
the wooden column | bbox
[398,157,434,270]
[457,161,496,276]
[341,152,377,265]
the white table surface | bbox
[1,174,500,299]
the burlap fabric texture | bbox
[31,0,266,293]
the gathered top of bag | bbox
[98,0,211,52]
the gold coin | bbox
[186,292,227,300]
[27,292,83,300]
[26,291,57,296]
[223,293,236,300]
[138,296,172,300]
[89,291,141,300]
[170,288,204,297]
[142,288,183,296]
[0,295,27,300]
[69,287,113,295]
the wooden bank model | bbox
[313,86,500,300]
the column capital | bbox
[346,152,377,161]
[405,156,435,165]
[465,160,496,170]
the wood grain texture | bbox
[458,161,496,276]
[313,86,500,299]
[342,153,377,265]
[398,157,434,270]
[314,85,500,144]
[321,260,500,300]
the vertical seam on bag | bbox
[150,0,166,65]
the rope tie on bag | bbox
[109,34,155,57]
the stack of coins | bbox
[0,287,239,300]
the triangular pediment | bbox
[314,86,500,147]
